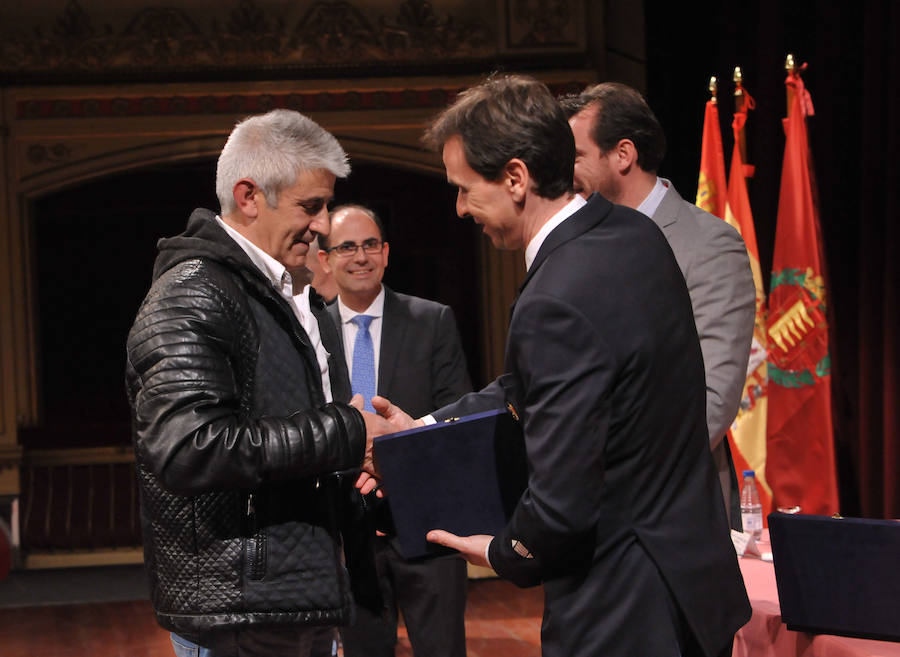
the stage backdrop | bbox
[646,0,899,519]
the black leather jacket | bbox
[126,208,367,637]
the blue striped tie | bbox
[351,314,376,412]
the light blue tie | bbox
[351,315,376,412]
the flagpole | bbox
[785,53,796,115]
[696,76,727,218]
[767,53,839,515]
[733,67,748,163]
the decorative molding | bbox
[504,0,584,50]
[16,88,460,120]
[14,81,589,120]
[1,0,523,80]
[0,444,23,469]
[24,546,144,569]
[26,143,73,166]
[22,446,134,467]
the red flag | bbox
[696,95,728,219]
[766,64,839,515]
[724,86,773,520]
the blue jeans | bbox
[170,633,212,657]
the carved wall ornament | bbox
[504,0,584,50]
[14,79,587,121]
[0,0,541,81]
[26,143,73,166]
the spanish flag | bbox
[696,87,728,219]
[766,61,839,515]
[724,83,773,520]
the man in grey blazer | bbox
[563,83,756,529]
[318,204,472,657]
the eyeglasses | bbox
[325,239,384,257]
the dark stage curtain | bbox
[645,0,899,518]
[857,1,899,519]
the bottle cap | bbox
[743,469,755,477]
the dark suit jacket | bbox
[327,286,472,562]
[326,286,471,416]
[433,195,750,657]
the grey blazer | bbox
[650,181,756,527]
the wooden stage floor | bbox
[0,578,543,657]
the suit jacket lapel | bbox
[378,287,407,396]
[319,299,351,402]
[649,182,682,230]
[517,194,614,297]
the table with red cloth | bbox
[735,530,900,657]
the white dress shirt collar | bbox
[215,215,333,402]
[524,195,587,271]
[636,177,670,219]
[215,215,291,293]
[337,285,386,324]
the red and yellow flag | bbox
[696,83,728,219]
[724,82,773,519]
[766,62,839,515]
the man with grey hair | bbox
[126,109,387,657]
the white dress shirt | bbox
[524,195,587,271]
[215,216,332,402]
[336,286,386,389]
[636,176,669,219]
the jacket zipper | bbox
[245,493,265,580]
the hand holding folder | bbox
[348,394,421,492]
[372,408,527,559]
[425,530,493,568]
[352,395,424,495]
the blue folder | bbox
[769,512,900,642]
[372,408,527,559]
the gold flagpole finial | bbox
[784,54,797,116]
[785,53,796,74]
[733,66,745,118]
[708,76,718,103]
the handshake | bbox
[346,393,496,568]
[348,393,420,496]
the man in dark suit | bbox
[562,82,756,530]
[319,204,472,657]
[371,75,750,657]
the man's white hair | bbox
[216,109,350,214]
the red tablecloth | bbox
[735,531,900,657]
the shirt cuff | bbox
[484,538,493,568]
[420,414,437,425]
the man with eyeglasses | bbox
[318,204,472,657]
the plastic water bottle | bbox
[740,470,763,540]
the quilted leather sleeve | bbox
[126,259,366,495]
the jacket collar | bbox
[519,193,614,293]
[647,180,683,230]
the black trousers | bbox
[340,538,467,657]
